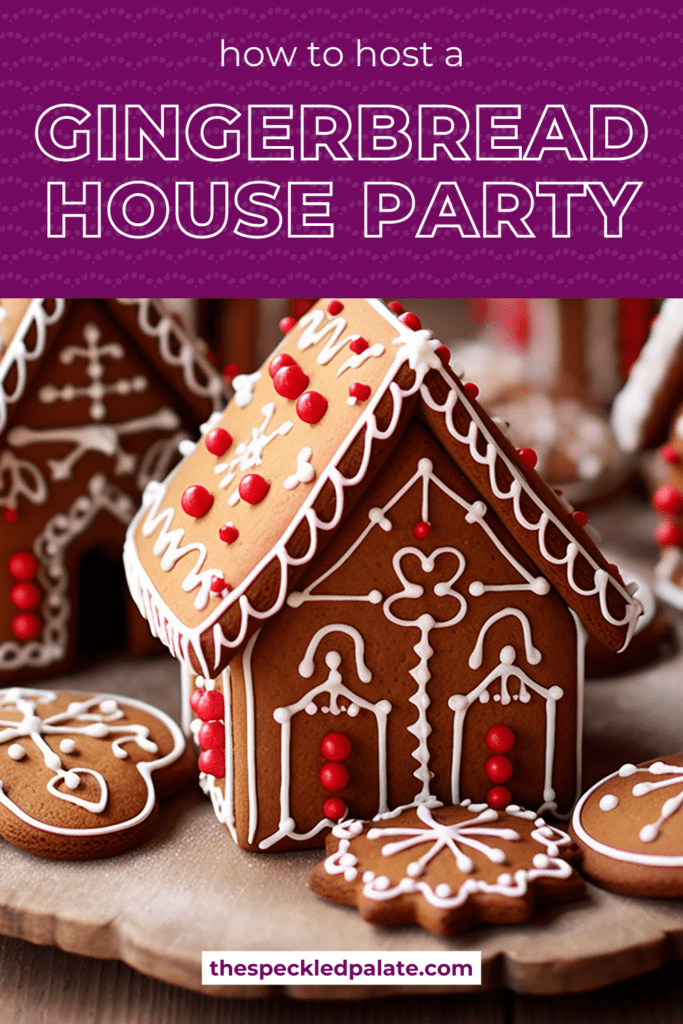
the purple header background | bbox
[1,3,682,296]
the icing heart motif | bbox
[47,766,108,813]
[383,546,468,630]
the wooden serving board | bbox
[0,496,682,998]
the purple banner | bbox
[1,3,681,295]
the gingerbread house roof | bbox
[0,298,225,442]
[124,299,642,679]
[611,299,683,453]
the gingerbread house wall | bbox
[200,421,584,852]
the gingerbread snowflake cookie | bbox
[310,801,584,935]
[571,754,683,897]
[0,687,194,859]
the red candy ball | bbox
[198,720,226,751]
[349,337,368,354]
[273,364,309,400]
[205,428,233,457]
[485,724,515,754]
[11,613,41,641]
[516,447,538,472]
[8,551,38,582]
[210,575,228,594]
[319,762,349,792]
[388,301,404,315]
[297,391,328,424]
[198,748,226,778]
[320,732,352,761]
[399,311,421,331]
[218,523,239,544]
[413,521,431,540]
[222,363,240,381]
[181,485,214,519]
[436,345,451,365]
[190,688,205,714]
[463,382,480,399]
[348,382,371,402]
[660,444,681,465]
[3,509,18,524]
[323,797,347,820]
[239,474,270,505]
[195,690,225,722]
[653,485,683,517]
[10,582,41,611]
[269,352,296,378]
[655,521,683,547]
[572,510,588,527]
[485,754,513,784]
[487,785,512,809]
[327,300,344,315]
[279,316,297,333]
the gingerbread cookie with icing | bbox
[310,801,584,935]
[571,754,683,897]
[0,687,194,859]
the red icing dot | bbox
[11,613,41,641]
[348,382,371,402]
[210,575,230,594]
[349,336,368,354]
[198,748,226,778]
[485,754,513,784]
[198,720,226,751]
[487,785,512,809]
[463,382,480,399]
[8,551,38,582]
[10,582,41,611]
[181,485,214,519]
[653,485,683,517]
[655,521,683,547]
[323,797,346,820]
[436,345,451,365]
[3,509,18,524]
[319,762,349,792]
[239,474,270,505]
[399,311,421,331]
[273,363,309,399]
[205,428,233,456]
[388,300,404,315]
[195,690,225,722]
[279,316,297,333]
[572,510,588,527]
[218,523,239,544]
[222,363,241,381]
[269,352,296,378]
[660,444,681,465]
[320,732,352,761]
[485,724,515,754]
[190,688,205,714]
[297,391,328,424]
[413,521,431,540]
[516,447,538,472]
[327,300,344,315]
[607,562,621,578]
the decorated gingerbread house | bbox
[0,298,226,680]
[124,299,642,853]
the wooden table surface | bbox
[2,494,683,1022]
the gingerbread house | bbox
[124,299,642,853]
[0,298,226,680]
[611,299,683,608]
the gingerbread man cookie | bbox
[310,801,584,935]
[0,687,194,859]
[571,754,683,896]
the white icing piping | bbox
[0,299,65,435]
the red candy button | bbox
[653,485,683,517]
[485,754,513,784]
[320,732,352,761]
[436,345,451,365]
[8,551,38,581]
[222,363,240,381]
[218,523,239,544]
[327,300,344,315]
[319,762,349,792]
[297,391,328,424]
[323,797,347,820]
[399,311,421,331]
[273,364,309,399]
[195,690,225,722]
[205,428,233,457]
[210,575,229,594]
[181,485,214,518]
[11,613,41,641]
[572,510,588,527]
[413,521,431,540]
[516,447,538,471]
[269,352,296,377]
[239,474,270,505]
[3,509,18,523]
[463,382,480,399]
[485,724,515,754]
[279,316,297,333]
[348,382,371,403]
[198,748,226,778]
[198,720,226,751]
[10,582,41,611]
[190,688,205,714]
[660,444,680,465]
[349,337,368,354]
[388,301,404,315]
[487,785,512,809]
[655,521,683,547]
